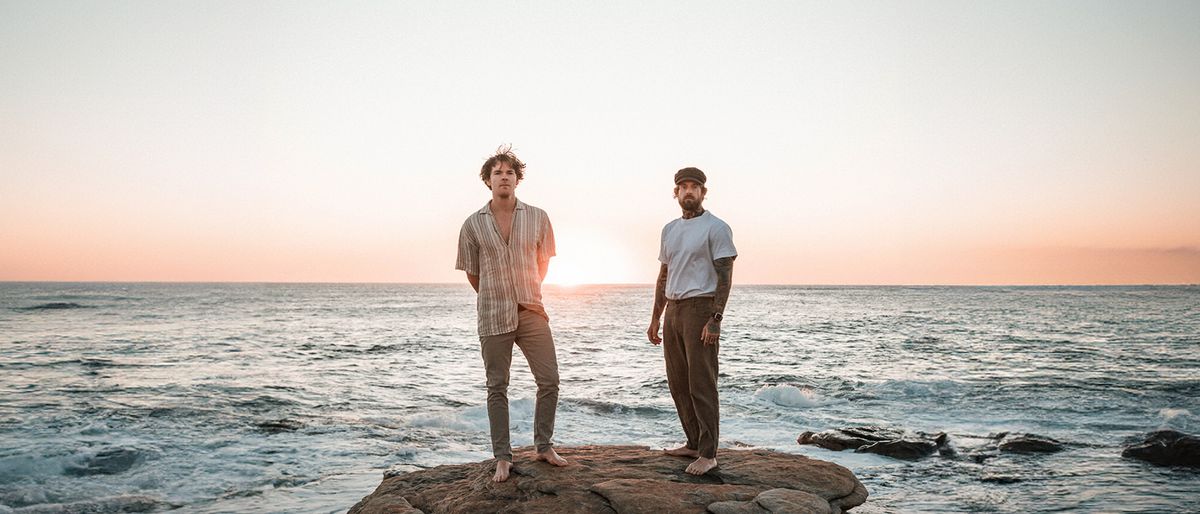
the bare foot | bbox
[493,459,512,482]
[535,448,568,466]
[685,456,718,475]
[664,445,700,458]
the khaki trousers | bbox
[479,308,560,462]
[663,297,720,458]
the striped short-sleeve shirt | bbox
[456,199,556,337]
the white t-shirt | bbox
[658,210,737,300]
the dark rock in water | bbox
[856,438,940,460]
[797,426,905,451]
[799,426,949,461]
[256,419,304,434]
[348,445,868,514]
[997,434,1065,454]
[63,448,142,476]
[1122,430,1200,468]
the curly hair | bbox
[479,145,526,188]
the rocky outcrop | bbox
[797,427,1070,462]
[796,426,949,460]
[1122,430,1200,468]
[349,445,867,514]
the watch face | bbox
[713,313,723,321]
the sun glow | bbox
[544,232,639,286]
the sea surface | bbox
[1,283,1197,513]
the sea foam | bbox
[754,384,822,408]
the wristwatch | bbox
[712,312,723,322]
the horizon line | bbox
[1,280,1197,287]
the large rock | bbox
[996,433,1064,454]
[348,445,867,514]
[797,427,948,460]
[796,426,905,452]
[1122,430,1200,468]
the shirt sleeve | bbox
[658,225,669,264]
[709,221,737,260]
[455,218,480,275]
[538,214,556,262]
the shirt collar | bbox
[478,198,526,215]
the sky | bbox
[2,0,1198,285]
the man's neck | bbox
[681,207,705,220]
[490,194,517,213]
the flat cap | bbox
[674,167,707,185]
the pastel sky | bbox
[2,0,1198,285]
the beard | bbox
[678,195,702,211]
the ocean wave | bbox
[407,410,488,432]
[0,446,154,486]
[13,302,91,311]
[564,398,671,417]
[867,379,967,399]
[406,399,535,432]
[62,447,149,477]
[1158,408,1193,431]
[7,495,169,513]
[754,384,825,408]
[1160,408,1191,421]
[231,394,304,411]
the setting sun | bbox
[544,231,639,286]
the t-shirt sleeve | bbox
[658,225,669,264]
[538,214,556,262]
[455,219,480,275]
[710,221,737,260]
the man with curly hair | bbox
[456,146,567,482]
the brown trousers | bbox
[663,297,720,458]
[479,308,560,462]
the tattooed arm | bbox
[647,263,668,345]
[701,256,735,345]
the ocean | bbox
[1,283,1197,513]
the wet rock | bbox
[798,427,948,461]
[997,433,1064,454]
[796,426,906,451]
[1122,430,1200,468]
[348,445,867,514]
[63,448,142,476]
[856,439,940,461]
